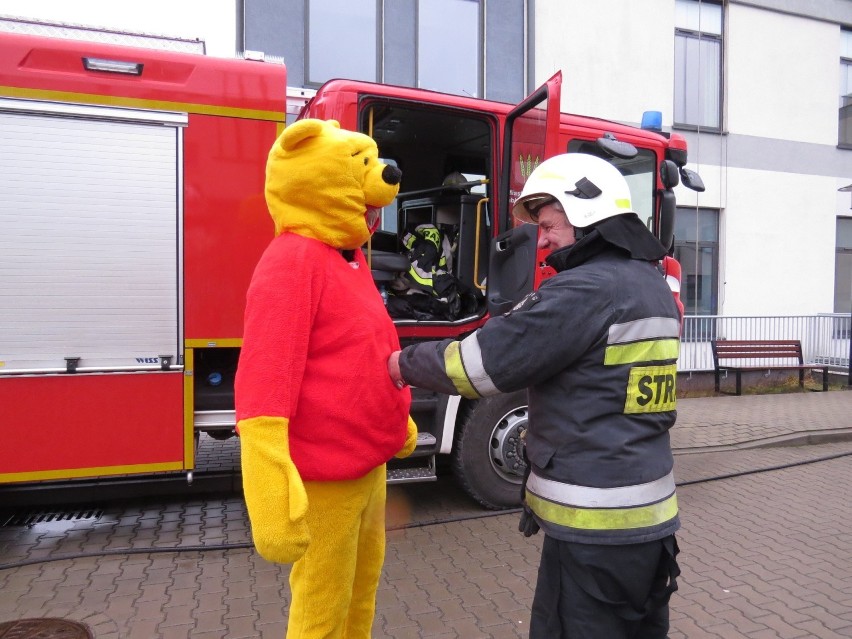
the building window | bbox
[836,217,852,314]
[674,207,719,315]
[841,29,852,147]
[417,0,480,97]
[307,0,377,85]
[674,0,722,131]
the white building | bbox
[533,0,852,319]
[5,0,851,319]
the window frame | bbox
[673,206,720,316]
[836,216,852,313]
[305,0,381,87]
[673,0,724,133]
[840,48,852,148]
[415,0,483,98]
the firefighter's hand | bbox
[395,415,418,459]
[519,504,540,537]
[238,416,310,564]
[388,351,406,389]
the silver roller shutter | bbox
[0,99,187,374]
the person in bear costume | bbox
[234,118,417,638]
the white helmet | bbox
[512,153,634,228]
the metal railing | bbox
[679,313,851,372]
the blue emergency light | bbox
[641,111,663,132]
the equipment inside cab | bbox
[360,103,493,323]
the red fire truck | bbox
[0,31,702,508]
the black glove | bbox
[518,504,540,537]
[518,437,539,536]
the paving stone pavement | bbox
[0,390,851,638]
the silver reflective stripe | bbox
[665,275,681,294]
[459,332,500,397]
[526,470,676,508]
[608,317,680,345]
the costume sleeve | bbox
[399,273,611,398]
[233,237,323,565]
[235,237,322,423]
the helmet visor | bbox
[523,195,557,222]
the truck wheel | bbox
[207,429,236,441]
[451,391,528,509]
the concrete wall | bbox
[727,4,838,144]
[710,3,847,315]
[534,0,675,126]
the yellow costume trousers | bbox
[286,464,387,639]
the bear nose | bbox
[382,164,402,186]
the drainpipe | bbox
[841,183,852,387]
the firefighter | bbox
[388,153,682,638]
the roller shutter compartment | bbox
[0,99,186,374]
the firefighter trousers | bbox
[286,464,387,639]
[529,534,680,639]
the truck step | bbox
[387,462,437,484]
[416,432,437,446]
[404,431,438,459]
[387,432,438,482]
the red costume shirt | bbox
[235,233,410,481]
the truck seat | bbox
[368,250,410,282]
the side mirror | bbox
[660,159,680,189]
[680,167,706,192]
[658,189,676,253]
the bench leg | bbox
[714,370,720,393]
[736,371,742,396]
[823,368,829,391]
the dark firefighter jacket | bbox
[398,214,682,545]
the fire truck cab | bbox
[286,74,702,509]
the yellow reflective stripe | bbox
[458,332,499,396]
[527,492,678,531]
[615,198,631,210]
[604,338,679,365]
[407,268,432,287]
[624,364,677,413]
[444,341,481,399]
[528,470,675,509]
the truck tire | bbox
[207,429,236,441]
[451,391,529,509]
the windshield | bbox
[566,141,657,230]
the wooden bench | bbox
[710,339,830,395]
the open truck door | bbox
[487,72,562,316]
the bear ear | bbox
[279,119,328,151]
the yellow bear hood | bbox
[265,119,400,250]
